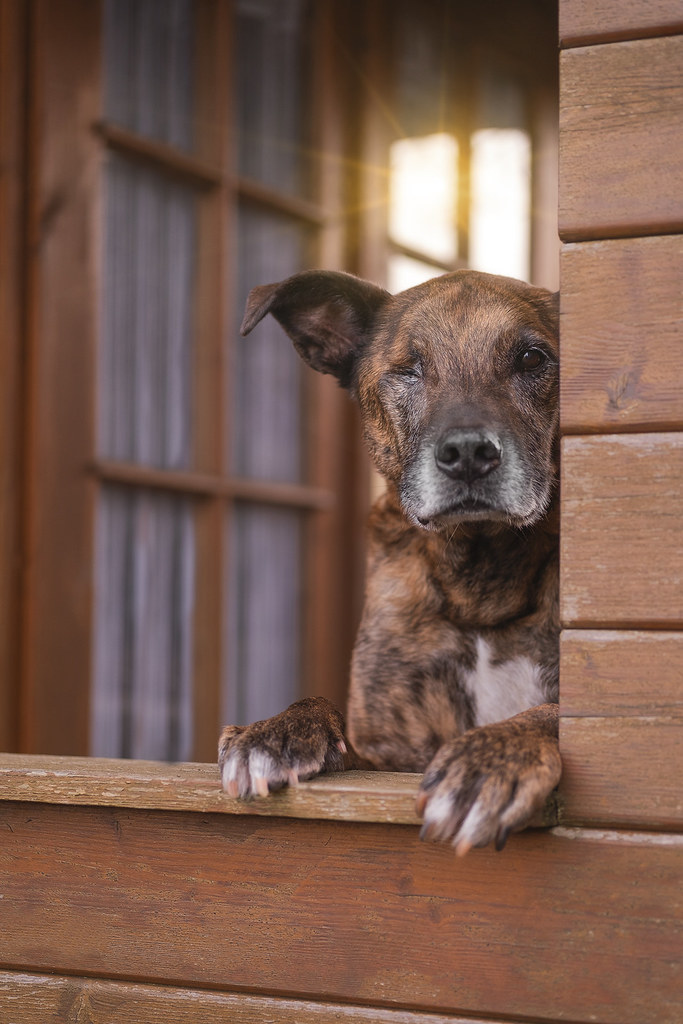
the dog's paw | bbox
[416,704,561,856]
[218,696,348,799]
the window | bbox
[0,0,557,759]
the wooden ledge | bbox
[0,755,424,824]
[0,754,558,827]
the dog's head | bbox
[241,269,559,530]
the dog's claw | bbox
[495,825,511,852]
[254,776,269,797]
[454,837,473,858]
[415,791,428,817]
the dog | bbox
[219,269,561,855]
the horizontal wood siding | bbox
[560,235,683,433]
[558,0,683,878]
[560,0,683,46]
[561,433,683,627]
[561,630,683,717]
[0,972,504,1024]
[559,35,683,240]
[0,800,681,1024]
[560,717,683,827]
[560,631,683,828]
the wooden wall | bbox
[558,2,683,831]
[0,758,681,1024]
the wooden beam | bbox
[0,0,27,751]
[559,36,683,240]
[20,0,102,753]
[561,235,683,433]
[0,971,520,1024]
[0,800,679,1023]
[560,0,683,47]
[561,433,683,627]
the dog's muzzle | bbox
[434,428,502,483]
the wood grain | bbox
[560,0,683,46]
[0,757,423,824]
[0,972,500,1024]
[0,802,680,1023]
[561,629,683,716]
[560,235,683,432]
[20,0,102,753]
[0,0,26,751]
[561,433,683,627]
[0,757,557,828]
[559,715,683,828]
[559,36,683,240]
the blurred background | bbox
[0,0,558,761]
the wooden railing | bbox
[0,755,680,1024]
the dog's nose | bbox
[434,429,502,481]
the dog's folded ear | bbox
[240,270,390,389]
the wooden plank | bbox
[560,0,683,47]
[0,757,423,824]
[0,803,680,1023]
[559,36,683,240]
[0,756,556,827]
[191,0,230,762]
[560,236,683,433]
[0,0,27,751]
[0,972,500,1024]
[559,716,683,828]
[20,0,102,753]
[561,630,683,716]
[561,433,683,627]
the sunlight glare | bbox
[389,133,458,265]
[468,128,531,281]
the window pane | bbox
[469,128,531,281]
[99,155,196,469]
[92,486,195,761]
[103,0,195,150]
[230,206,311,482]
[235,0,312,195]
[225,505,302,726]
[389,133,458,265]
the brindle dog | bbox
[219,269,561,855]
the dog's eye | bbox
[515,348,547,373]
[392,363,422,381]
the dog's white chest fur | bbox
[465,636,546,727]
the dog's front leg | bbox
[416,703,561,855]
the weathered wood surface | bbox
[0,756,557,827]
[560,0,683,46]
[561,433,683,627]
[559,36,683,240]
[0,756,425,824]
[560,235,683,433]
[559,716,683,828]
[0,802,680,1024]
[561,630,683,716]
[0,972,501,1024]
[560,631,683,829]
